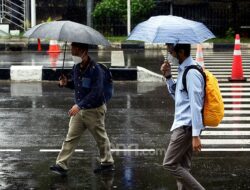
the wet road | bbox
[0,81,250,189]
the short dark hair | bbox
[71,42,89,50]
[174,44,191,57]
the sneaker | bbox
[94,164,115,174]
[50,164,67,177]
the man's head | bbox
[166,43,191,64]
[71,42,89,64]
[71,42,88,55]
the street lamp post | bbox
[127,0,131,36]
[31,0,36,27]
[170,0,173,15]
[87,0,93,27]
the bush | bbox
[225,27,235,40]
[93,0,155,35]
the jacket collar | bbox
[178,56,194,72]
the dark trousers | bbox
[163,127,205,190]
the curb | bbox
[0,66,166,82]
[0,66,138,81]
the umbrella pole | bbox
[62,41,67,73]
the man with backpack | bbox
[50,42,114,176]
[160,44,206,190]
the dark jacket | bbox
[67,58,105,109]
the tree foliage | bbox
[93,0,155,25]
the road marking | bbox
[223,117,250,121]
[39,149,156,153]
[212,124,250,128]
[223,98,250,102]
[111,149,155,152]
[201,139,250,144]
[39,149,84,152]
[202,131,250,136]
[202,148,250,152]
[224,104,250,108]
[221,88,250,91]
[0,149,21,152]
[219,83,250,87]
[222,92,250,96]
[224,110,250,114]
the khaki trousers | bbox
[56,104,114,170]
[163,127,205,190]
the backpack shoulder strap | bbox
[182,65,206,92]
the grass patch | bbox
[106,36,127,42]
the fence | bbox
[1,0,250,37]
[93,0,250,37]
[0,0,25,30]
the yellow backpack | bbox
[182,65,224,127]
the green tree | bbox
[93,0,155,35]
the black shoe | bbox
[94,164,115,174]
[50,164,67,177]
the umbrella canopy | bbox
[127,15,215,44]
[24,20,110,46]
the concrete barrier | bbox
[137,66,163,82]
[10,66,43,81]
[111,51,125,67]
[4,65,166,82]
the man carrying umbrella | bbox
[161,44,205,190]
[50,42,114,176]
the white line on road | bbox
[223,117,250,121]
[225,110,250,114]
[219,83,250,87]
[213,124,250,128]
[202,131,250,136]
[202,148,250,152]
[222,92,250,96]
[201,139,250,144]
[224,104,250,108]
[39,149,84,152]
[111,149,155,152]
[39,149,156,153]
[223,98,250,102]
[221,88,250,91]
[0,149,21,152]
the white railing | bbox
[0,0,26,30]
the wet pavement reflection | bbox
[0,81,250,189]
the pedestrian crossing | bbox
[170,50,250,82]
[184,50,250,151]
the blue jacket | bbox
[67,58,105,109]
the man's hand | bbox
[68,104,80,116]
[160,61,171,77]
[59,74,68,87]
[192,136,202,152]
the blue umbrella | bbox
[127,15,215,44]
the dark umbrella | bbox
[24,20,110,70]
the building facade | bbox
[35,0,250,37]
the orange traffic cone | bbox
[37,38,42,51]
[229,34,246,81]
[195,44,204,68]
[48,52,60,71]
[47,40,61,53]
